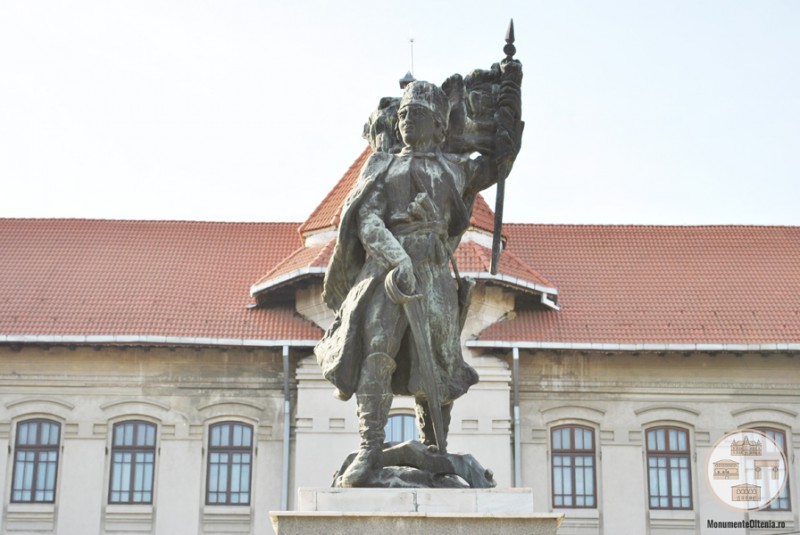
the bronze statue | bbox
[315,22,523,488]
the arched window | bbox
[551,425,596,508]
[646,426,692,509]
[384,414,418,443]
[206,422,253,505]
[109,421,157,504]
[753,427,791,511]
[11,419,61,503]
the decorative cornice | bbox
[5,397,75,410]
[467,340,800,351]
[0,334,318,348]
[730,406,799,418]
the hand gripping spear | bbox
[490,19,523,274]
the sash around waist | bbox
[388,220,447,237]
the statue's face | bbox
[398,104,439,147]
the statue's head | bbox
[398,81,449,148]
[363,97,401,153]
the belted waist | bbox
[388,220,447,238]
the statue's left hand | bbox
[395,259,416,296]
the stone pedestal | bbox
[270,488,563,535]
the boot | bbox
[415,399,452,452]
[339,352,395,487]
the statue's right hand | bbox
[396,260,416,296]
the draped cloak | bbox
[314,150,481,402]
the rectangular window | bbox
[385,414,418,443]
[206,422,253,505]
[754,427,791,511]
[552,425,596,508]
[109,421,157,504]
[11,420,61,503]
[646,427,692,509]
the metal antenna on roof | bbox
[409,38,415,76]
[399,38,417,89]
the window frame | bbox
[645,425,693,510]
[205,421,254,506]
[10,418,62,504]
[550,424,598,509]
[752,426,791,511]
[107,420,158,505]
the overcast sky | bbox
[1,1,798,225]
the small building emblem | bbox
[754,459,780,479]
[713,459,739,480]
[730,436,762,456]
[732,483,761,502]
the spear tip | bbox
[503,19,516,59]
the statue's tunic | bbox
[315,149,492,402]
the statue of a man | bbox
[315,65,521,487]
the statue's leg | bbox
[339,352,396,487]
[340,290,406,487]
[415,399,452,451]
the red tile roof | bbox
[453,240,556,293]
[298,147,371,237]
[0,219,321,345]
[250,240,335,296]
[4,220,799,349]
[477,225,800,346]
[470,194,501,237]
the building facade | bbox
[2,151,799,534]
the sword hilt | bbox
[385,267,422,305]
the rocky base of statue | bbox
[332,440,496,489]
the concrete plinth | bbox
[270,488,563,535]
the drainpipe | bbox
[280,345,291,510]
[512,346,522,487]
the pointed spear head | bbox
[503,19,516,60]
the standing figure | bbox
[315,63,521,487]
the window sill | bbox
[203,505,252,515]
[649,509,694,519]
[7,502,55,513]
[552,508,599,518]
[5,503,56,531]
[105,503,154,514]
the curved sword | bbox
[385,268,447,453]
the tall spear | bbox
[490,19,521,274]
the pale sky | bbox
[1,1,798,225]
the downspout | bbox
[280,345,291,510]
[512,346,522,487]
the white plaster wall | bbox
[296,284,335,330]
[58,437,104,535]
[294,356,359,491]
[253,437,285,533]
[156,438,202,535]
